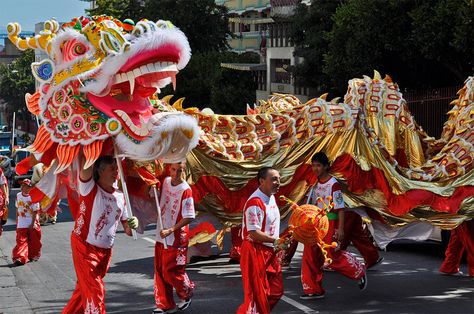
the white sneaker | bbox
[177,298,192,311]
[152,307,177,314]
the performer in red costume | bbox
[12,179,41,265]
[300,152,367,300]
[439,219,474,277]
[63,155,139,314]
[339,210,383,269]
[237,167,288,314]
[153,161,195,314]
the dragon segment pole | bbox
[114,147,137,240]
[11,112,15,152]
[152,185,167,249]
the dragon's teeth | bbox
[147,63,156,73]
[171,75,177,91]
[140,65,149,75]
[126,72,135,94]
[133,68,142,78]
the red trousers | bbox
[230,226,243,261]
[63,235,112,314]
[340,211,380,267]
[154,243,195,310]
[301,220,365,294]
[237,241,283,314]
[440,220,474,277]
[12,226,42,264]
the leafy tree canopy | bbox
[290,0,474,95]
[0,50,35,113]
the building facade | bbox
[218,0,313,103]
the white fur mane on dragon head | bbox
[8,15,199,173]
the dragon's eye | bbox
[62,39,88,62]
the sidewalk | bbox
[0,243,33,314]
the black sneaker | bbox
[367,257,384,270]
[177,298,192,311]
[13,260,24,267]
[358,274,368,291]
[152,307,177,314]
[300,293,325,300]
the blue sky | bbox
[0,0,90,32]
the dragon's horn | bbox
[83,140,104,170]
[319,93,328,100]
[172,97,185,110]
[373,70,382,80]
[7,20,59,54]
[160,95,174,105]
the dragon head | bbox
[8,16,199,172]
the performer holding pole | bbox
[63,153,139,314]
[152,184,167,249]
[114,149,137,240]
[153,161,195,314]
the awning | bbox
[228,17,274,25]
[220,63,267,71]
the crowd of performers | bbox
[0,151,472,314]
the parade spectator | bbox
[300,152,367,300]
[12,179,41,265]
[153,161,195,314]
[63,155,139,314]
[0,167,9,236]
[439,219,474,277]
[237,167,288,314]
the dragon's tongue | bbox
[86,92,152,124]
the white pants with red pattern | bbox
[63,235,112,314]
[154,242,195,310]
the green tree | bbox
[83,0,232,53]
[324,0,418,94]
[291,0,473,95]
[409,0,474,82]
[144,0,232,53]
[164,51,259,114]
[82,0,144,21]
[288,1,340,95]
[0,50,35,127]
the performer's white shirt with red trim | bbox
[155,177,196,247]
[15,193,40,228]
[242,188,280,248]
[307,176,345,212]
[73,178,129,249]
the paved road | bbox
[0,190,473,314]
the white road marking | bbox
[142,236,156,244]
[142,236,316,313]
[281,295,318,313]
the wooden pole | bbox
[153,185,167,249]
[11,112,15,152]
[114,150,137,240]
